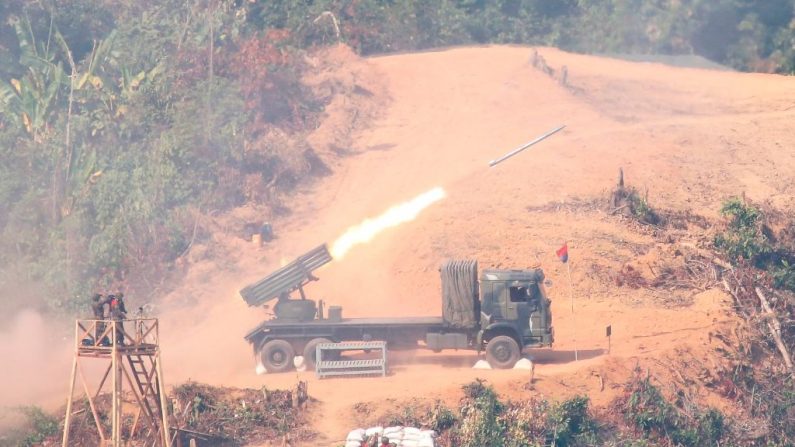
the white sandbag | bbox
[417,437,435,447]
[387,436,403,445]
[347,428,366,442]
[400,440,419,447]
[365,426,384,437]
[384,426,403,433]
[403,427,421,437]
[513,358,534,370]
[473,359,492,369]
[294,356,306,372]
[419,430,437,438]
[346,441,363,447]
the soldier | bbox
[110,293,128,345]
[91,293,106,319]
[91,294,111,346]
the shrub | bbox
[629,193,660,225]
[721,198,762,229]
[3,406,61,447]
[609,177,661,226]
[770,260,795,291]
[428,401,457,432]
[457,380,505,447]
[546,395,598,446]
[622,370,727,446]
[624,374,674,436]
[714,198,771,265]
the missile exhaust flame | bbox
[331,187,447,260]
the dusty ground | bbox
[6,45,795,444]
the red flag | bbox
[556,242,569,263]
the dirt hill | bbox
[165,45,795,444]
[13,45,795,444]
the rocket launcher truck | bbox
[240,244,554,372]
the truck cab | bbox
[479,268,554,349]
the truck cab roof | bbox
[480,268,544,282]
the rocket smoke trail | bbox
[331,187,447,259]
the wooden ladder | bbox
[127,355,163,440]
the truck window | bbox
[510,285,541,303]
[509,286,528,302]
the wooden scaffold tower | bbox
[62,318,171,447]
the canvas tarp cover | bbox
[441,259,478,328]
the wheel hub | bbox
[494,344,510,361]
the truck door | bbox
[506,283,536,338]
[488,282,505,320]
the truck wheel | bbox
[302,337,335,370]
[304,337,339,371]
[260,340,295,373]
[486,335,520,369]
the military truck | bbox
[241,245,554,372]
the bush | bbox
[629,193,660,225]
[453,381,600,447]
[714,198,772,265]
[720,198,762,229]
[547,396,598,446]
[622,370,727,446]
[624,374,674,436]
[457,380,504,447]
[0,406,61,447]
[770,260,795,291]
[608,176,661,226]
[696,408,726,446]
[428,401,457,432]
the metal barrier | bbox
[315,341,387,378]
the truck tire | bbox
[485,335,520,369]
[302,337,334,370]
[260,339,295,373]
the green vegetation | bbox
[712,198,795,445]
[628,189,660,226]
[621,371,726,446]
[714,197,772,265]
[610,178,661,226]
[714,197,795,292]
[374,379,738,446]
[457,379,505,446]
[1,1,794,313]
[546,395,598,447]
[240,1,795,73]
[438,379,601,446]
[0,1,322,311]
[0,406,60,447]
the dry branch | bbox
[755,287,794,372]
[722,277,750,320]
